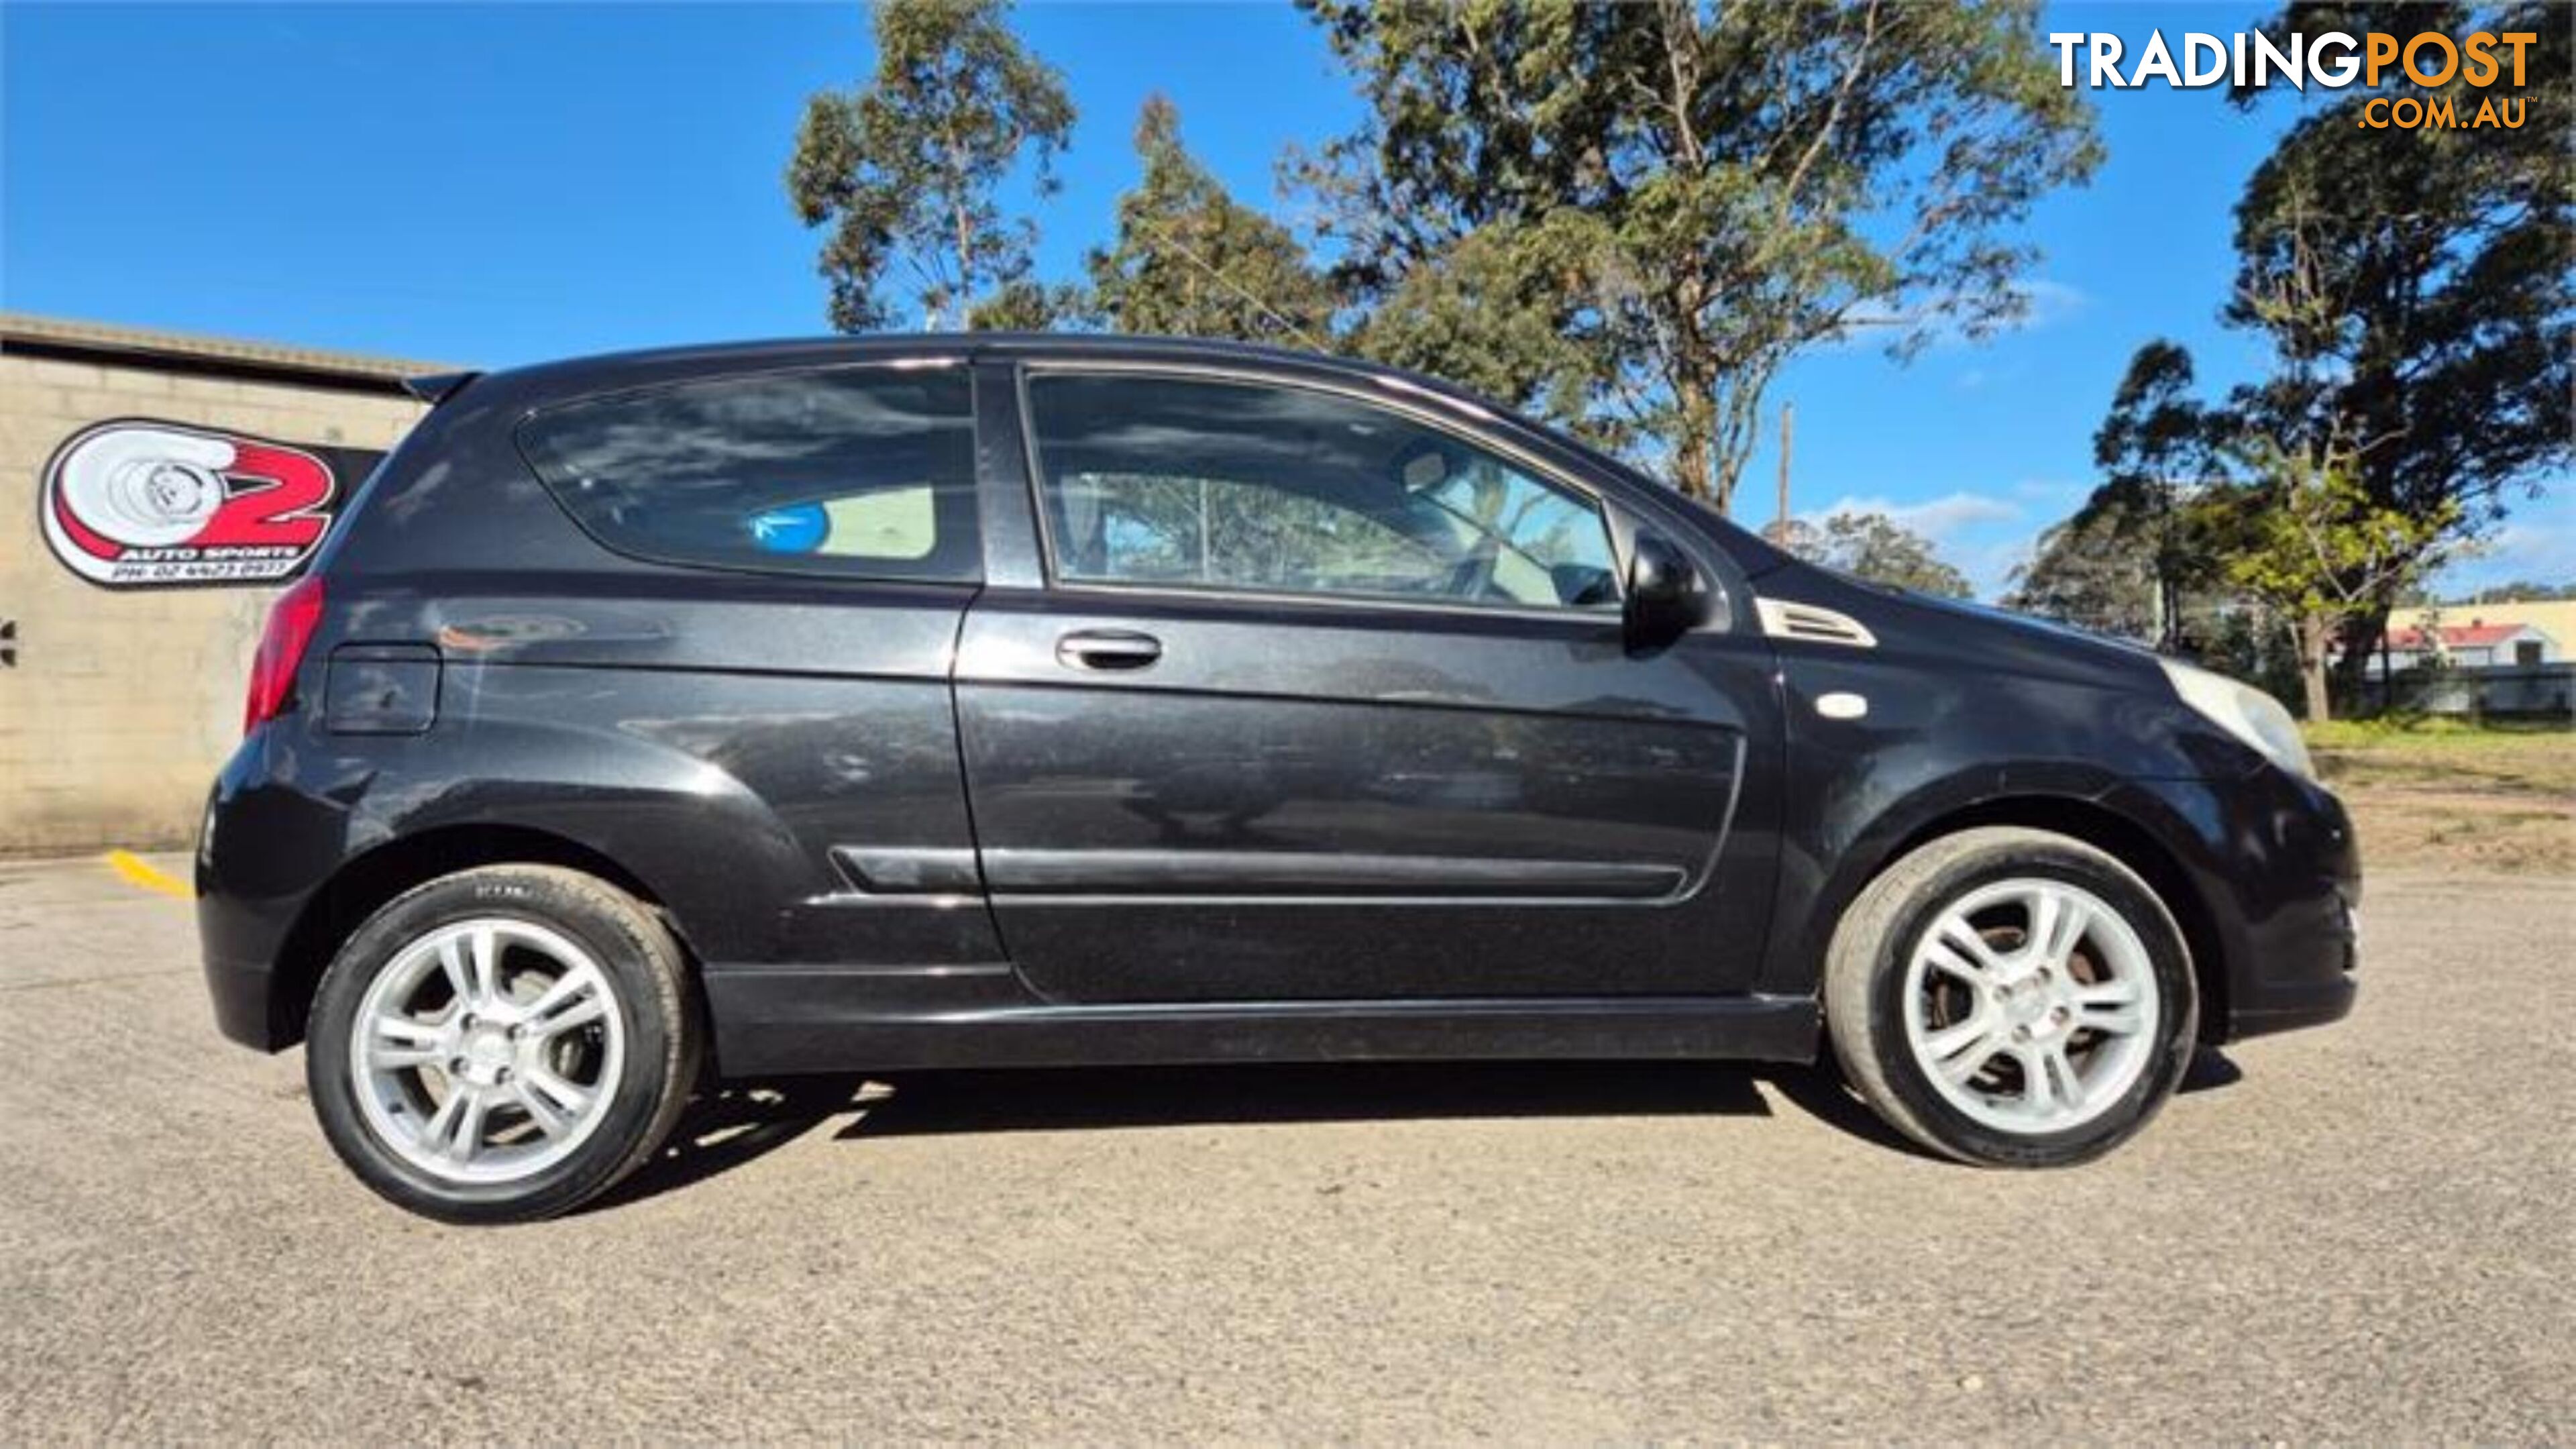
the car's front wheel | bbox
[1823,827,2198,1167]
[305,865,700,1223]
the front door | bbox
[954,367,1781,1003]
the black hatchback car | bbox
[198,335,2358,1222]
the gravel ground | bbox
[3,854,2570,1441]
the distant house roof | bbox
[2379,599,2576,659]
[0,311,462,398]
[2385,622,2546,651]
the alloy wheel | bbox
[1900,877,2161,1135]
[346,918,625,1185]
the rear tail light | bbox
[245,574,326,734]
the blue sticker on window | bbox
[747,502,828,553]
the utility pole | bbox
[2152,472,2182,654]
[1772,401,1794,545]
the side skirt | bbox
[703,967,1821,1077]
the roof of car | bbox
[535,330,1358,366]
[460,331,1507,423]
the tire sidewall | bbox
[1864,843,2198,1167]
[307,869,680,1224]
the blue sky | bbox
[5,2,2565,598]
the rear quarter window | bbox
[515,366,979,582]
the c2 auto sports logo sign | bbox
[39,420,378,588]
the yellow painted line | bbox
[105,850,192,900]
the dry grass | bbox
[2308,720,2575,876]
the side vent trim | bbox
[1755,598,1879,649]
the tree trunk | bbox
[2294,610,2333,722]
[2331,603,2390,718]
[951,199,976,329]
[1672,389,1716,506]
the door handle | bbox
[1055,629,1163,672]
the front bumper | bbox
[2224,873,2359,1040]
[2106,766,2359,1045]
[201,954,284,1049]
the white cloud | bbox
[1809,490,2025,540]
[2012,477,2084,504]
[2431,514,2576,594]
[2013,279,2090,329]
[1797,490,2035,600]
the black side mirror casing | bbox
[1623,531,1711,651]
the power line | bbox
[1130,215,1332,354]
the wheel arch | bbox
[1778,790,2231,1044]
[1888,797,2226,1040]
[262,822,683,1051]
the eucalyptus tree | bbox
[1779,511,1975,598]
[1294,0,2100,511]
[787,0,1075,331]
[1087,95,1338,344]
[2225,1,2573,694]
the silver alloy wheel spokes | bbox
[349,918,625,1185]
[1901,878,2159,1135]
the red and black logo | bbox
[38,419,381,588]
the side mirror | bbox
[1623,531,1710,650]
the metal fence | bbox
[2359,663,2576,720]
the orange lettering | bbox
[2364,31,2399,85]
[2462,33,2500,87]
[2404,33,2458,87]
[2500,32,2534,86]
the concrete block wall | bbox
[1,352,426,854]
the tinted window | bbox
[1026,374,1619,611]
[519,367,977,581]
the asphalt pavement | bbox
[3,854,2569,1440]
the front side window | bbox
[1025,373,1619,612]
[519,366,977,581]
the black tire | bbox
[305,865,700,1224]
[1822,827,2198,1167]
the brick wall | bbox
[1,351,427,854]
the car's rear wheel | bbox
[1823,827,2198,1167]
[305,865,699,1223]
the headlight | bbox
[2159,658,2315,780]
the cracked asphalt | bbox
[3,853,2570,1440]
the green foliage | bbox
[2005,498,2160,640]
[2194,417,2459,719]
[967,279,1095,332]
[2195,603,2309,710]
[2090,342,2206,491]
[1084,97,1339,345]
[2306,714,2483,745]
[1778,511,1974,598]
[1293,0,2101,510]
[2201,433,2457,616]
[786,0,1074,331]
[2035,340,2275,653]
[2059,5,2569,715]
[2227,2,2573,669]
[2078,340,2228,647]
